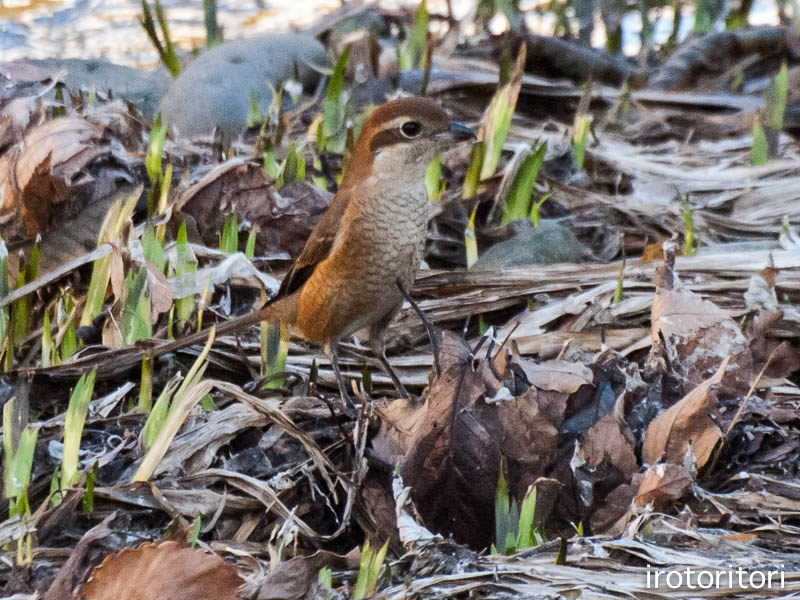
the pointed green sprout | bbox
[60,370,96,494]
[353,539,389,600]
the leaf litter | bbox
[0,5,800,599]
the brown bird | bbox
[161,97,475,405]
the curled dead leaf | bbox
[642,356,730,468]
[634,463,692,510]
[518,359,594,394]
[174,159,331,257]
[77,540,243,600]
[0,117,109,242]
[651,280,752,395]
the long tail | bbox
[153,293,298,357]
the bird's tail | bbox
[151,294,298,357]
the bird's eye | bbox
[400,121,422,138]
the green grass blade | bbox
[515,484,537,550]
[503,141,546,225]
[751,113,768,166]
[61,369,96,491]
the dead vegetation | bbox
[0,3,800,599]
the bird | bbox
[157,96,475,406]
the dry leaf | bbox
[634,463,692,510]
[580,413,637,479]
[77,540,243,600]
[174,160,331,257]
[374,331,502,549]
[642,356,730,468]
[652,285,752,395]
[518,359,594,394]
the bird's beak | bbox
[446,121,477,142]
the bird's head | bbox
[342,96,475,188]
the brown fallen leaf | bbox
[173,159,331,257]
[497,388,560,498]
[518,359,594,394]
[0,116,110,243]
[373,331,502,549]
[651,245,753,396]
[634,463,692,510]
[642,356,730,468]
[77,540,243,600]
[256,548,358,600]
[580,413,637,480]
[45,511,116,600]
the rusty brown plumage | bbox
[163,96,474,405]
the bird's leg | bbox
[396,278,441,378]
[369,326,410,399]
[325,343,356,411]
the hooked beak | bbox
[446,121,477,142]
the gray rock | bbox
[27,58,171,119]
[476,221,590,269]
[158,33,327,141]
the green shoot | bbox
[11,244,39,347]
[171,222,198,330]
[694,0,725,34]
[502,142,546,225]
[245,227,257,259]
[81,462,97,513]
[197,276,211,333]
[203,0,221,47]
[398,1,429,71]
[681,194,699,256]
[493,467,516,554]
[82,192,139,326]
[135,330,215,481]
[318,566,333,590]
[60,370,96,495]
[764,63,788,159]
[572,80,592,170]
[219,213,239,254]
[145,114,169,216]
[142,375,181,450]
[353,539,389,600]
[529,193,550,227]
[318,47,351,154]
[462,142,486,200]
[3,398,38,515]
[267,143,306,189]
[477,44,526,181]
[261,322,288,390]
[766,64,788,130]
[465,206,479,268]
[613,258,625,304]
[122,269,152,344]
[478,314,488,335]
[190,516,202,547]
[41,305,53,367]
[53,84,66,118]
[138,357,154,413]
[60,320,78,362]
[425,153,445,202]
[750,113,768,166]
[142,226,166,272]
[247,91,264,128]
[3,397,38,565]
[140,0,181,77]
[494,468,543,555]
[515,484,543,550]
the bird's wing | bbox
[268,190,349,303]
